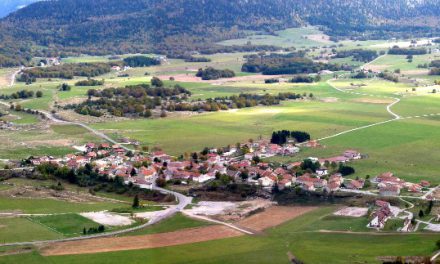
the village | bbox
[17,135,439,233]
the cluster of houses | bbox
[27,140,362,192]
[25,138,433,200]
[372,172,431,197]
[368,200,400,229]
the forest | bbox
[196,67,235,80]
[242,53,348,75]
[18,63,111,81]
[334,49,378,62]
[0,0,439,65]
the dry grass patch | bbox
[236,206,316,232]
[41,225,242,256]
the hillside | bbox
[0,0,439,66]
[0,0,40,18]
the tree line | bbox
[196,67,235,80]
[242,53,350,75]
[0,89,43,100]
[75,79,105,86]
[270,130,311,145]
[388,47,427,55]
[18,63,112,82]
[166,92,303,112]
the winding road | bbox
[0,185,192,247]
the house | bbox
[325,182,340,192]
[408,184,422,193]
[379,185,401,196]
[420,180,430,188]
[278,179,292,190]
[259,176,275,188]
[369,201,393,229]
[345,179,364,190]
[301,182,315,191]
[193,172,215,183]
[343,150,361,160]
[138,167,157,180]
[305,140,320,148]
[316,167,328,176]
[329,174,344,185]
[374,172,405,188]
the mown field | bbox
[1,207,439,264]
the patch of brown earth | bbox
[353,98,394,104]
[156,74,285,84]
[235,206,316,232]
[320,97,339,103]
[41,225,242,256]
[401,69,430,75]
[307,34,332,44]
[363,64,390,72]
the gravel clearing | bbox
[424,223,440,232]
[334,207,369,217]
[80,212,134,226]
[184,201,237,216]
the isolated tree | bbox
[132,194,140,208]
[418,210,424,218]
[36,91,43,98]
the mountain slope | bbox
[0,0,438,66]
[0,0,40,18]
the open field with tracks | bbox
[0,33,440,263]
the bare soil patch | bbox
[353,98,394,104]
[41,225,242,256]
[333,207,368,218]
[363,64,390,72]
[401,69,430,75]
[185,199,273,222]
[307,34,332,44]
[235,206,316,232]
[80,212,134,226]
[156,74,285,84]
[320,97,338,103]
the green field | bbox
[0,197,126,214]
[0,217,62,243]
[219,27,333,48]
[29,214,100,237]
[1,207,439,264]
[123,213,211,237]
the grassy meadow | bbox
[1,207,439,263]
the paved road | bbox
[0,184,192,247]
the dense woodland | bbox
[167,92,303,113]
[75,79,105,86]
[18,63,111,81]
[270,130,311,145]
[334,49,378,62]
[66,81,191,118]
[123,56,161,67]
[0,0,439,65]
[196,67,235,80]
[242,53,349,75]
[388,47,428,55]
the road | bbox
[8,67,22,87]
[315,79,402,142]
[0,184,192,247]
[0,101,131,152]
